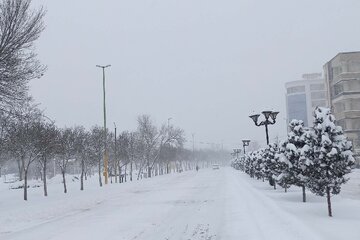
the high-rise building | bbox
[324,51,360,163]
[285,73,328,129]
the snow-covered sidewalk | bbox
[1,168,360,240]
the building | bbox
[285,73,328,129]
[323,51,360,162]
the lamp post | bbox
[167,117,172,129]
[96,64,111,185]
[242,139,251,155]
[114,122,117,183]
[249,111,279,145]
[233,148,241,159]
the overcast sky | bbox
[30,0,360,150]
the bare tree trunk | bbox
[17,159,24,181]
[43,158,48,197]
[119,166,122,183]
[114,160,118,183]
[130,161,133,181]
[147,159,151,178]
[326,187,332,217]
[302,185,306,202]
[24,169,28,201]
[284,186,287,193]
[137,167,142,180]
[62,170,67,193]
[98,158,102,187]
[124,164,127,182]
[80,159,84,191]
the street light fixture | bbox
[242,139,251,154]
[96,64,111,185]
[249,111,279,145]
[233,148,241,159]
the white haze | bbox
[30,0,360,150]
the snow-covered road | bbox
[2,168,360,240]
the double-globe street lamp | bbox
[249,111,279,145]
[242,139,251,155]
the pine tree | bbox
[254,149,265,180]
[275,141,293,192]
[262,143,280,189]
[310,107,355,217]
[279,120,315,201]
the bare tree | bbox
[0,110,12,176]
[116,131,130,183]
[36,121,59,197]
[137,115,158,178]
[7,107,44,200]
[73,126,89,191]
[0,0,46,110]
[57,127,77,194]
[136,115,185,178]
[127,132,138,181]
[89,126,104,187]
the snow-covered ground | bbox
[1,168,359,240]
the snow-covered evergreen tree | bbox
[262,143,280,189]
[309,107,355,217]
[275,141,292,192]
[253,149,265,180]
[278,120,315,201]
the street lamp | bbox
[96,64,111,185]
[233,148,241,159]
[242,139,251,154]
[249,111,279,145]
[114,122,117,183]
[167,117,172,128]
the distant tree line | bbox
[232,107,355,217]
[0,96,228,200]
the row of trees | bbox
[0,98,199,200]
[232,107,355,217]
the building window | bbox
[350,99,360,111]
[311,91,326,100]
[345,118,360,130]
[310,83,325,91]
[287,94,308,126]
[332,66,342,77]
[312,100,327,108]
[334,101,346,112]
[333,83,344,96]
[336,119,346,130]
[343,79,360,92]
[348,61,360,72]
[287,86,305,94]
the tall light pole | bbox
[192,133,196,169]
[167,117,172,129]
[249,111,279,145]
[114,122,117,183]
[96,64,111,184]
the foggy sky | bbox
[30,0,360,150]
